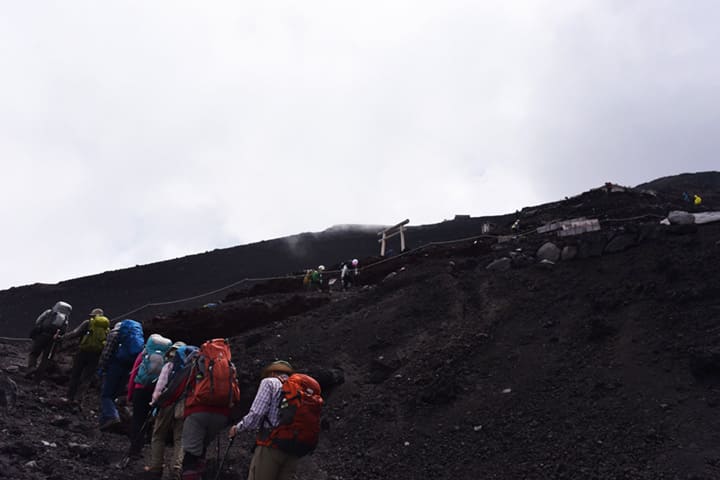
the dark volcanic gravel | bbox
[2,172,720,479]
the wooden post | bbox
[378,219,409,256]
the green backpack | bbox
[79,315,110,353]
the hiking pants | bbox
[181,412,227,458]
[100,362,131,423]
[67,350,100,401]
[27,333,54,372]
[130,387,153,455]
[149,405,185,472]
[247,445,299,480]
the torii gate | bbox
[378,219,409,256]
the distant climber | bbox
[229,360,323,480]
[310,266,324,292]
[302,270,312,291]
[340,259,359,290]
[27,301,72,377]
[511,219,520,233]
[694,194,703,206]
[64,307,110,402]
[682,191,691,203]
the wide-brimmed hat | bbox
[89,308,104,316]
[262,360,294,378]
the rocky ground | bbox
[1,172,720,479]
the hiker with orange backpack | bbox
[180,338,241,480]
[228,360,324,480]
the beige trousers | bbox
[149,405,185,472]
[247,445,299,480]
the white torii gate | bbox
[378,219,409,256]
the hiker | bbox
[64,307,110,402]
[302,270,312,291]
[310,266,324,292]
[229,360,323,480]
[180,338,241,480]
[97,319,145,430]
[694,194,703,206]
[340,259,359,290]
[127,334,172,459]
[682,191,691,203]
[27,301,72,376]
[144,342,194,480]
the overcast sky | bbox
[1,1,718,290]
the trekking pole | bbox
[213,436,235,480]
[118,409,155,468]
[47,330,61,361]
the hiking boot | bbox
[140,467,162,479]
[99,417,121,431]
[180,469,202,480]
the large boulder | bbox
[536,242,561,262]
[604,234,638,253]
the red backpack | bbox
[257,373,323,456]
[185,339,241,409]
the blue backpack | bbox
[134,334,173,386]
[115,319,144,364]
[155,345,199,408]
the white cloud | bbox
[0,0,718,288]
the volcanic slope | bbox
[2,209,720,479]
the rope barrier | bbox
[0,212,679,342]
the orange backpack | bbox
[185,339,241,409]
[257,373,323,456]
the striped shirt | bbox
[235,376,286,432]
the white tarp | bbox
[667,211,695,225]
[665,210,720,225]
[557,219,601,237]
[694,211,720,224]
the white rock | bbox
[502,388,512,394]
[24,460,38,468]
[404,441,410,447]
[473,425,483,431]
[537,242,561,262]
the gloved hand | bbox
[150,404,159,417]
